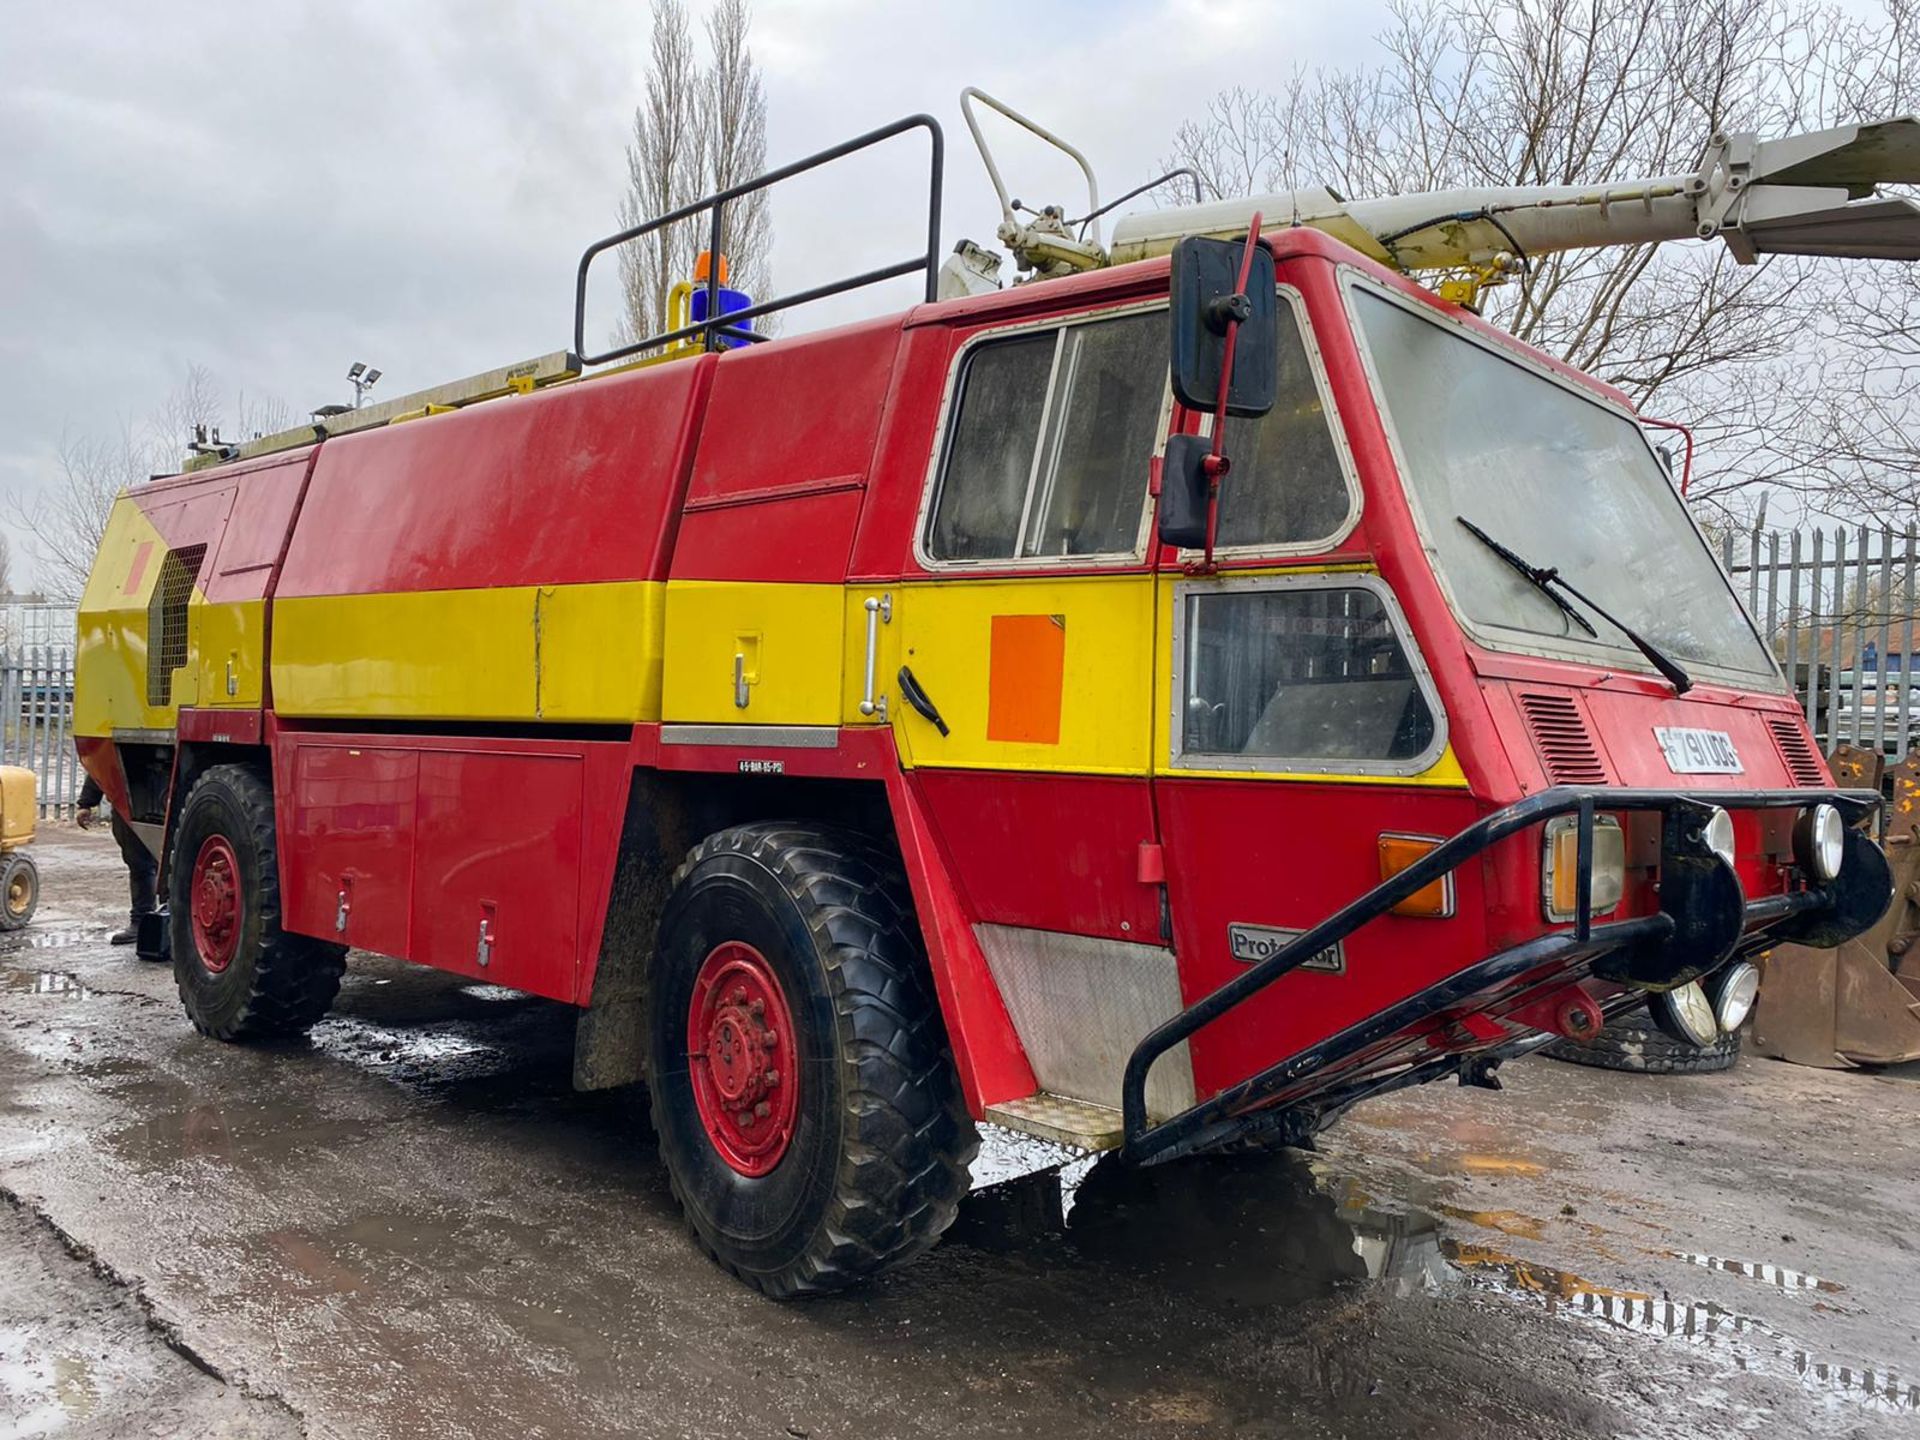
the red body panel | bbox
[277,357,714,597]
[913,771,1161,942]
[271,724,633,1004]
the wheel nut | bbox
[754,1101,770,1118]
[764,1070,779,1086]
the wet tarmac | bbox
[3,829,1918,1438]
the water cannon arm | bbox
[1109,117,1920,271]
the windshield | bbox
[1350,287,1777,682]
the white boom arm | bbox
[1109,119,1920,270]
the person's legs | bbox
[108,810,158,945]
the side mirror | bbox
[1169,235,1278,418]
[1158,433,1212,549]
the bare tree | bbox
[20,424,143,605]
[1162,0,1920,529]
[15,364,296,602]
[615,0,773,347]
[698,0,771,316]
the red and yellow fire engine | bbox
[75,96,1919,1294]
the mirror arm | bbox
[1192,211,1264,574]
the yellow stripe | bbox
[661,580,845,725]
[272,582,664,722]
[889,575,1155,775]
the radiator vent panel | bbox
[1767,717,1827,787]
[1518,692,1608,785]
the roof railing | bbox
[573,113,945,369]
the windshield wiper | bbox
[1457,516,1693,695]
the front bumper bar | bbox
[1120,785,1885,1166]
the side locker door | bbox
[143,482,239,719]
[890,301,1194,1123]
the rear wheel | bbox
[0,854,38,930]
[647,823,978,1298]
[170,765,346,1041]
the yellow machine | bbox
[0,766,40,931]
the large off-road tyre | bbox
[647,823,978,1298]
[170,764,346,1041]
[0,853,38,931]
[1543,1013,1741,1074]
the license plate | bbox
[1654,726,1743,775]
[1228,924,1345,973]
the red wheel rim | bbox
[189,835,242,974]
[686,941,800,1177]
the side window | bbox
[1210,297,1354,549]
[926,309,1165,563]
[146,544,207,706]
[1177,582,1438,770]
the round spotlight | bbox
[1704,961,1761,1033]
[1701,807,1736,867]
[1793,803,1846,882]
[1650,980,1720,1048]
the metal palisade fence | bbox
[1723,523,1920,757]
[1,647,81,818]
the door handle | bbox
[897,665,949,737]
[859,594,892,721]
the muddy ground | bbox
[1,828,1916,1439]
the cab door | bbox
[889,299,1192,1118]
[1149,280,1474,1103]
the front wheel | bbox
[647,823,978,1298]
[170,764,346,1041]
[0,853,38,930]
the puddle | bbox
[1455,1245,1916,1415]
[0,1325,100,1430]
[958,1147,1916,1416]
[958,1148,1450,1306]
[1673,1251,1844,1295]
[309,1017,500,1071]
[0,928,113,952]
[1,969,93,999]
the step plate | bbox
[984,1093,1124,1151]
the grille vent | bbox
[1767,717,1827,787]
[1518,692,1608,785]
[146,544,207,707]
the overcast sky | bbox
[0,0,1396,591]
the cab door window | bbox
[1174,576,1443,775]
[924,308,1165,564]
[1206,292,1358,552]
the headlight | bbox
[1541,814,1625,923]
[1793,803,1845,882]
[1705,961,1760,1032]
[1702,807,1736,867]
[1650,980,1720,1048]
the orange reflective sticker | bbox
[123,540,154,596]
[987,614,1066,745]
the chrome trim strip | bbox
[659,724,840,749]
[110,728,175,745]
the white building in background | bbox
[0,595,79,651]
